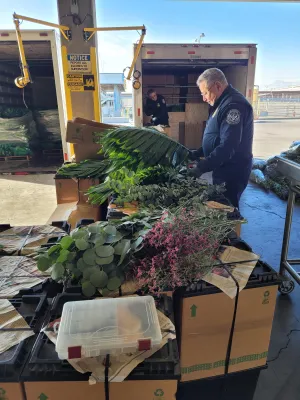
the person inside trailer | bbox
[144,89,169,126]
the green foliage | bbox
[0,106,29,119]
[97,126,189,173]
[37,218,154,297]
[114,178,226,210]
[87,165,187,205]
[56,159,110,179]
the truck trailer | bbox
[0,29,67,161]
[133,43,257,149]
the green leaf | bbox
[60,236,74,250]
[75,238,89,251]
[71,229,89,240]
[104,225,117,236]
[83,249,96,266]
[88,224,101,234]
[57,249,70,264]
[114,239,131,256]
[48,244,61,257]
[67,252,76,262]
[83,266,99,280]
[72,268,82,279]
[90,270,108,288]
[77,258,89,272]
[82,281,96,297]
[95,245,114,258]
[66,262,76,271]
[131,236,143,251]
[107,277,122,291]
[101,288,113,297]
[51,263,65,280]
[37,256,51,272]
[105,231,123,244]
[96,255,114,265]
[102,262,117,275]
[92,234,106,246]
[118,239,131,266]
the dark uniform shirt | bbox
[144,94,169,125]
[198,84,254,180]
[195,84,254,208]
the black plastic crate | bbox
[0,221,70,235]
[177,366,264,400]
[75,218,95,228]
[16,279,63,299]
[222,231,253,252]
[0,295,49,382]
[21,293,180,382]
[179,260,281,298]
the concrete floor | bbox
[253,119,300,159]
[240,183,300,400]
[0,174,57,225]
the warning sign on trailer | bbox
[66,74,95,92]
[67,54,91,72]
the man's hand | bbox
[188,148,204,161]
[187,166,203,178]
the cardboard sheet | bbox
[0,299,34,354]
[0,256,46,298]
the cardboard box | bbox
[185,104,208,149]
[67,204,101,229]
[66,118,118,162]
[78,178,100,205]
[168,112,186,142]
[179,285,278,382]
[48,203,101,230]
[55,178,78,204]
[24,380,177,400]
[0,383,25,400]
[55,178,100,206]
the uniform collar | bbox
[212,84,232,110]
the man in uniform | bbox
[144,89,169,126]
[188,68,254,209]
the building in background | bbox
[100,73,133,120]
[254,86,300,119]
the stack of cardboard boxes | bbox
[49,118,117,228]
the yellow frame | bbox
[13,12,71,88]
[83,25,146,80]
[13,13,70,40]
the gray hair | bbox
[196,68,227,87]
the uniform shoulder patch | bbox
[226,109,241,125]
[162,99,165,104]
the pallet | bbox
[0,155,31,167]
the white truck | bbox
[133,43,257,149]
[0,29,68,159]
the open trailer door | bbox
[0,29,68,163]
[133,43,257,149]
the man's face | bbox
[199,81,223,106]
[149,91,157,101]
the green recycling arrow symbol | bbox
[38,394,48,400]
[190,304,197,318]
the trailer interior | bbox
[0,36,62,163]
[141,56,250,149]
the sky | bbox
[2,0,300,89]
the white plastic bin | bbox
[55,296,162,360]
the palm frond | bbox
[96,126,189,170]
[56,159,110,178]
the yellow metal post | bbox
[126,30,146,80]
